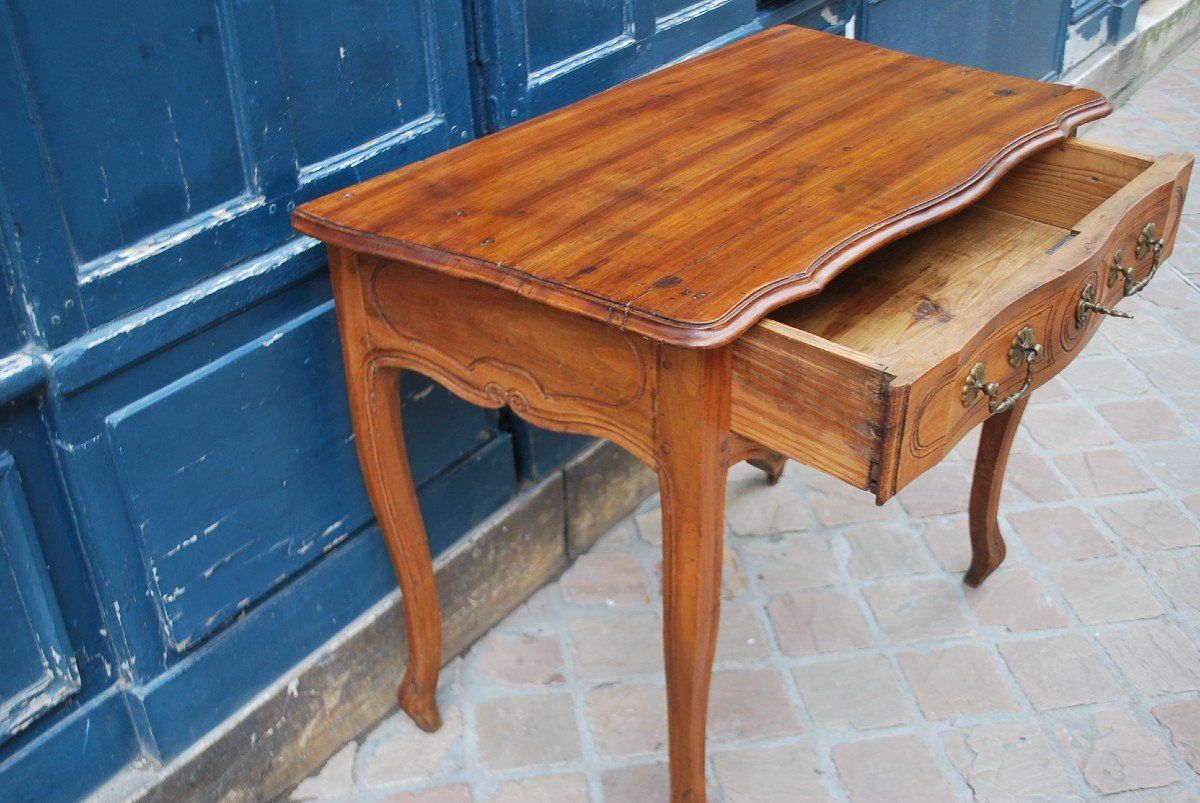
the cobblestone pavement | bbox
[293,41,1200,803]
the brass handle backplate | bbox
[961,325,1043,414]
[1076,282,1134,329]
[1109,222,1165,297]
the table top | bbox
[293,26,1110,348]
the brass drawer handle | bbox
[961,325,1043,415]
[1109,222,1165,297]
[1076,282,1134,328]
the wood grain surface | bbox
[293,26,1110,347]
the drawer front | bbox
[882,150,1190,497]
[905,302,1056,469]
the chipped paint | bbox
[202,516,227,536]
[52,433,103,455]
[81,195,265,281]
[201,544,247,579]
[320,532,351,554]
[163,534,198,558]
[1063,8,1111,72]
[297,113,440,184]
[173,453,209,475]
[0,348,46,404]
[319,515,350,540]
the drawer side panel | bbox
[731,322,888,490]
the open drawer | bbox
[731,138,1193,502]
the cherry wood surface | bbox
[293,29,1194,803]
[293,25,1110,348]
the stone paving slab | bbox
[293,41,1200,802]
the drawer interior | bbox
[765,138,1155,382]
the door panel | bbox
[8,1,245,265]
[0,0,475,341]
[50,273,506,677]
[0,453,80,747]
[473,0,757,129]
[99,301,503,653]
[273,0,440,172]
[105,303,373,650]
[524,0,629,72]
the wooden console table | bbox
[294,27,1191,802]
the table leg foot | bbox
[747,455,786,485]
[964,533,1006,588]
[965,394,1028,588]
[399,675,442,732]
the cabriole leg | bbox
[655,346,732,803]
[348,360,443,731]
[965,394,1029,587]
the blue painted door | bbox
[0,1,516,798]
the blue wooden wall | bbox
[0,0,1136,798]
